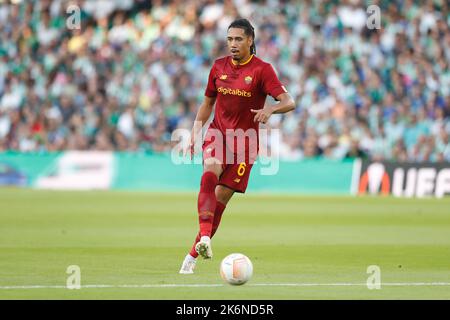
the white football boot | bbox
[179,254,197,274]
[195,236,213,259]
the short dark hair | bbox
[228,18,256,55]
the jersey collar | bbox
[230,54,254,67]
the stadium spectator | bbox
[0,0,448,162]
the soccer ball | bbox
[220,253,253,285]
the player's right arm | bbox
[184,63,218,158]
[185,96,216,157]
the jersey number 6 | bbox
[237,162,246,177]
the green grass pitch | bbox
[0,188,449,299]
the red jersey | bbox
[205,54,286,133]
[204,55,287,158]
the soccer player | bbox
[179,18,295,274]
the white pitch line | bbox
[1,283,450,290]
[0,284,223,290]
[250,282,450,287]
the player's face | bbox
[227,28,252,61]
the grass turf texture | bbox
[0,188,449,299]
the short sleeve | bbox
[204,64,217,97]
[261,63,287,99]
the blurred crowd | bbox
[0,0,449,162]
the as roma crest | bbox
[244,76,253,84]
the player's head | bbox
[227,18,256,61]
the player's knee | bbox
[215,186,234,205]
[203,160,222,178]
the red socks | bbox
[197,171,219,237]
[211,201,226,237]
[189,200,226,258]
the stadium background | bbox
[0,0,450,300]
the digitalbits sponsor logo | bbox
[217,87,252,97]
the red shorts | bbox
[202,136,255,193]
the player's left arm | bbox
[251,92,295,124]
